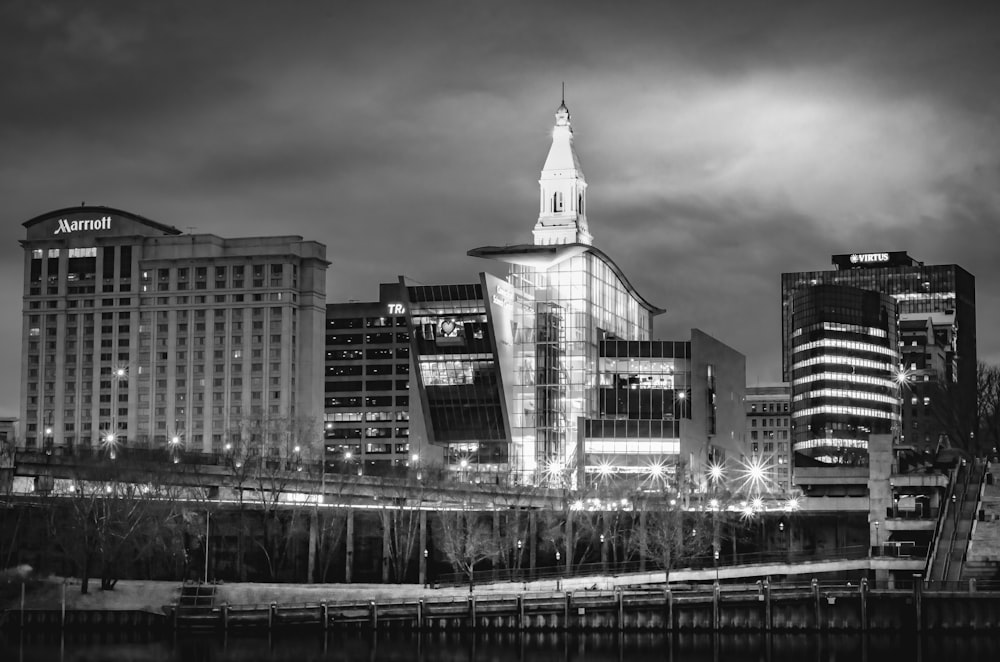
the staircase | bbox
[947,459,986,582]
[962,461,1000,583]
[175,581,216,620]
[927,459,988,584]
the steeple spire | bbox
[532,96,592,246]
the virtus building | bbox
[785,284,900,495]
[19,206,328,456]
[781,251,976,457]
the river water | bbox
[2,631,998,662]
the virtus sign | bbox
[849,252,889,264]
[53,216,112,235]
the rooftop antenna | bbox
[561,81,565,104]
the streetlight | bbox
[873,520,880,557]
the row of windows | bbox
[327,396,409,408]
[327,316,408,329]
[748,402,789,413]
[749,430,790,440]
[326,411,410,422]
[324,427,411,440]
[327,364,409,376]
[749,418,789,427]
[327,348,410,361]
[327,333,409,345]
[325,380,410,392]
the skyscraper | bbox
[19,206,328,457]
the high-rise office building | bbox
[324,283,413,476]
[786,284,900,495]
[19,206,328,456]
[781,252,976,454]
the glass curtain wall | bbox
[506,252,652,484]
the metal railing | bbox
[433,545,879,588]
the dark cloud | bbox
[1,1,998,415]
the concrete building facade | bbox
[19,206,328,458]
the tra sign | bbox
[53,216,112,235]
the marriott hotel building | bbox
[18,206,328,455]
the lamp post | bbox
[714,549,720,585]
[873,520,880,557]
[106,366,127,458]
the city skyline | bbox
[3,1,999,418]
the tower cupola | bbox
[532,98,592,246]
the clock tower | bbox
[532,99,593,246]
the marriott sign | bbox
[53,216,112,235]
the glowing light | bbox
[543,458,566,485]
[785,497,800,512]
[459,459,469,469]
[344,452,352,460]
[169,435,181,446]
[709,498,719,510]
[895,367,912,387]
[293,445,301,454]
[411,453,420,463]
[735,455,775,496]
[571,500,584,511]
[595,460,615,483]
[752,496,764,511]
[708,461,725,485]
[740,503,756,521]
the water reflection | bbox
[2,630,999,662]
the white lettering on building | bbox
[53,216,112,235]
[386,303,406,315]
[849,252,889,264]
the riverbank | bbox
[1,576,574,614]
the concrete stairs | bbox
[176,582,216,617]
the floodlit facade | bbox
[787,284,900,495]
[435,100,747,485]
[19,206,328,456]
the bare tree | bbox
[631,485,713,584]
[436,507,499,593]
[53,465,184,593]
[932,361,1000,456]
[377,471,438,583]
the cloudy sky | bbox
[1,1,998,415]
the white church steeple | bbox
[532,96,592,246]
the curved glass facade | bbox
[505,250,656,479]
[790,285,900,468]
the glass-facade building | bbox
[404,281,508,470]
[781,251,976,453]
[788,284,900,472]
[378,102,747,486]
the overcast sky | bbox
[2,1,999,416]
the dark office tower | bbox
[324,283,413,477]
[781,252,976,453]
[788,284,900,493]
[20,206,328,456]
